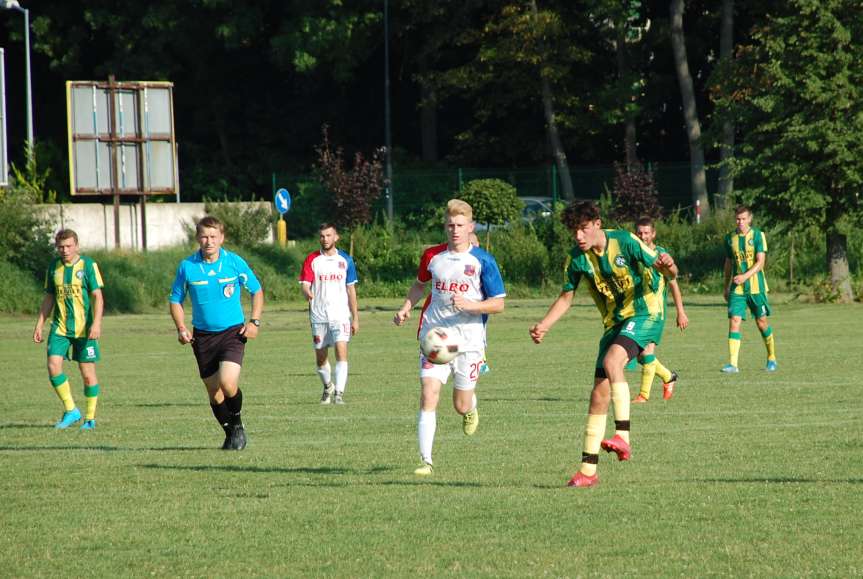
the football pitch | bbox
[2,297,861,577]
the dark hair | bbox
[319,222,338,233]
[196,216,224,234]
[562,201,601,230]
[734,205,752,216]
[54,229,79,244]
[635,216,655,229]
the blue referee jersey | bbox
[169,248,262,332]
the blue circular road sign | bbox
[274,188,292,214]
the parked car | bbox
[474,196,555,231]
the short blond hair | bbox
[446,199,473,221]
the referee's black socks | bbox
[225,389,244,426]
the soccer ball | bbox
[421,327,461,365]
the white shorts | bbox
[311,320,351,349]
[419,349,484,391]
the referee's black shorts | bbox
[191,324,247,379]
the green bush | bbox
[459,179,523,229]
[0,260,43,314]
[0,187,53,277]
[201,198,275,247]
[490,224,550,288]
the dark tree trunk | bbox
[827,202,853,302]
[670,0,709,216]
[616,28,638,169]
[531,0,574,200]
[418,56,439,162]
[717,0,735,207]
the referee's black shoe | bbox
[221,424,232,450]
[228,424,247,450]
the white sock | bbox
[334,361,348,394]
[418,410,436,464]
[316,361,331,387]
[470,393,477,412]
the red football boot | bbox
[662,371,679,400]
[600,434,631,461]
[567,471,599,488]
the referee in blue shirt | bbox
[170,216,264,450]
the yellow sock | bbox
[728,332,741,367]
[654,359,673,383]
[611,382,631,443]
[579,414,606,476]
[761,327,776,361]
[50,374,75,412]
[639,356,657,399]
[84,384,100,420]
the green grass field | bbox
[2,297,861,577]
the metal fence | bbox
[273,162,722,218]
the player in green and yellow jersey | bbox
[632,217,688,403]
[33,229,105,429]
[722,205,776,373]
[529,201,677,488]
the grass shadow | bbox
[0,423,49,429]
[692,477,863,484]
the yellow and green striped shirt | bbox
[44,256,105,338]
[642,245,670,320]
[563,230,661,328]
[725,227,769,295]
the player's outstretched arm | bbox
[393,280,427,326]
[33,294,55,343]
[723,258,732,302]
[668,279,688,330]
[347,284,359,335]
[452,294,504,315]
[243,290,264,339]
[87,289,104,340]
[732,251,765,286]
[170,302,193,345]
[529,290,574,344]
[655,252,678,280]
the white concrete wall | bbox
[38,202,273,251]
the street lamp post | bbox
[2,0,33,161]
[383,0,393,222]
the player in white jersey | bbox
[299,223,359,405]
[393,199,506,476]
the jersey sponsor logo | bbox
[222,283,235,298]
[434,280,471,293]
[614,255,627,267]
[464,264,476,276]
[318,273,345,282]
[56,285,83,299]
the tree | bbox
[458,178,523,246]
[716,0,735,205]
[712,0,863,301]
[610,161,662,223]
[670,0,709,216]
[314,126,385,255]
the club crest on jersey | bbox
[614,255,627,267]
[748,239,754,246]
[76,270,84,279]
[222,283,235,298]
[464,264,476,276]
[338,261,346,269]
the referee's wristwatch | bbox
[250,318,261,327]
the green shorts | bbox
[728,293,771,320]
[596,316,664,369]
[47,332,100,363]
